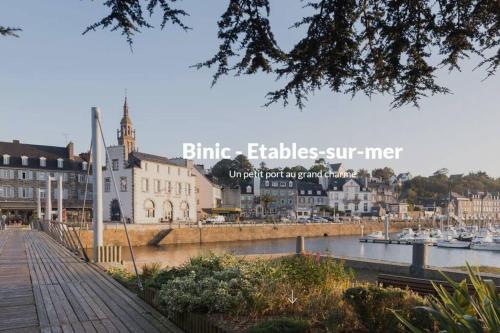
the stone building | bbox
[0,140,92,222]
[327,178,373,216]
[260,178,297,217]
[296,182,328,218]
[102,98,196,224]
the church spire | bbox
[117,93,136,160]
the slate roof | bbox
[297,182,327,196]
[0,140,85,171]
[328,178,370,192]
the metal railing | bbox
[36,219,89,262]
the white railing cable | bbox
[96,117,143,291]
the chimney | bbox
[67,142,74,160]
[12,139,20,144]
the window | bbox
[334,202,339,210]
[167,166,170,174]
[246,185,252,193]
[18,170,33,180]
[144,200,155,218]
[112,159,119,171]
[272,181,278,187]
[364,203,368,212]
[177,183,182,195]
[165,181,171,193]
[39,189,46,199]
[39,157,46,167]
[289,181,293,188]
[156,165,160,173]
[177,168,180,176]
[142,178,149,192]
[104,178,111,192]
[307,190,312,195]
[364,194,368,200]
[355,203,359,211]
[2,154,10,165]
[154,179,161,193]
[21,156,28,166]
[120,177,127,192]
[78,174,86,183]
[265,181,269,187]
[0,186,14,198]
[144,162,148,171]
[334,193,339,200]
[300,190,305,195]
[82,161,87,171]
[280,182,286,187]
[0,169,14,179]
[187,184,191,195]
[317,190,321,195]
[57,158,63,168]
[308,197,313,203]
[18,187,33,199]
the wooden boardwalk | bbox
[0,229,182,333]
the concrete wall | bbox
[77,221,415,248]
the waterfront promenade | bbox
[0,228,181,333]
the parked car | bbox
[311,216,328,223]
[205,215,225,224]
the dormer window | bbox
[3,154,10,165]
[40,157,46,167]
[57,158,64,169]
[82,161,88,171]
[246,185,252,193]
[21,156,28,166]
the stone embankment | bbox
[77,221,428,248]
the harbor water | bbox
[121,234,500,268]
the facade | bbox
[296,182,328,217]
[388,202,409,219]
[0,140,92,222]
[240,182,256,217]
[260,178,297,216]
[449,192,500,220]
[102,99,196,224]
[367,181,398,208]
[171,161,221,221]
[327,178,373,216]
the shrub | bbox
[395,263,500,333]
[344,285,434,333]
[141,262,161,281]
[107,267,138,291]
[245,317,310,333]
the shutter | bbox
[29,188,33,198]
[18,171,23,180]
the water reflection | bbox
[121,235,500,269]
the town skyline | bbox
[1,1,499,177]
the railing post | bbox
[296,236,305,255]
[45,176,52,222]
[410,243,428,277]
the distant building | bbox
[319,163,345,190]
[187,164,222,220]
[327,178,372,216]
[388,201,409,219]
[296,182,328,218]
[260,178,297,216]
[102,98,196,224]
[390,172,412,186]
[0,140,92,222]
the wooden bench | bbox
[376,273,499,296]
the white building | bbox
[102,98,196,224]
[327,178,373,216]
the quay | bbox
[0,228,181,333]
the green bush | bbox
[245,317,310,333]
[344,285,434,333]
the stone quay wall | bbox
[76,221,426,248]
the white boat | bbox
[437,237,470,249]
[470,231,500,251]
[397,228,415,241]
[361,231,385,240]
[413,230,436,244]
[470,240,500,251]
[430,228,443,239]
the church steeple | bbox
[117,95,136,160]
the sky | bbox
[1,0,499,177]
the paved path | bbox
[0,229,181,333]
